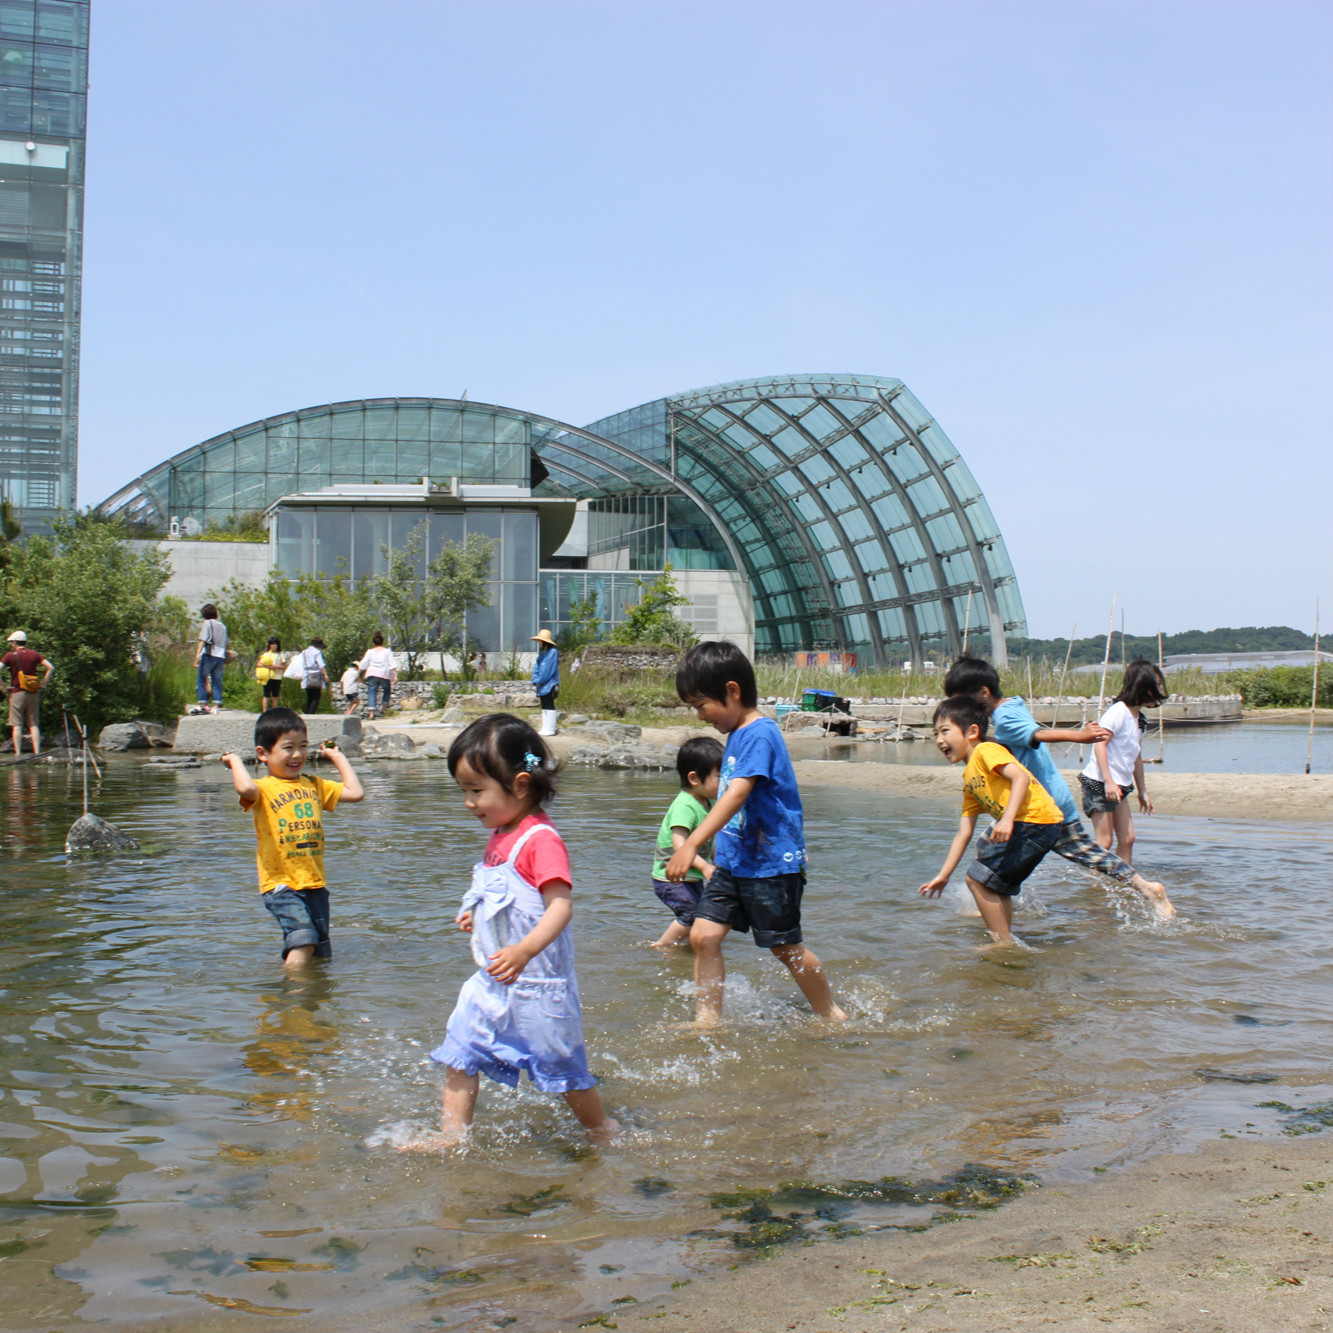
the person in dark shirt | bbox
[2,630,53,755]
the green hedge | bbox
[1218,666,1332,709]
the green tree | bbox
[371,521,494,677]
[0,497,20,575]
[558,591,602,653]
[610,564,696,647]
[0,515,171,734]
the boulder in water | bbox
[66,812,140,855]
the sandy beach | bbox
[792,759,1332,822]
[621,1136,1331,1333]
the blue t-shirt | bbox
[991,696,1077,823]
[715,716,806,877]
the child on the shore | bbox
[944,656,1173,919]
[340,663,361,715]
[1081,659,1168,867]
[665,641,846,1026]
[651,736,723,949]
[920,696,1066,944]
[428,714,616,1146]
[221,708,365,966]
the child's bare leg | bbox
[769,943,847,1020]
[652,920,692,949]
[283,944,315,969]
[1089,809,1114,851]
[441,1067,479,1141]
[965,876,1015,942]
[563,1087,619,1146]
[688,919,730,1025]
[1111,803,1135,863]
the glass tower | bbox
[0,0,87,531]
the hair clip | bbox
[524,751,542,772]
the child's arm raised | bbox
[988,761,1030,842]
[220,752,259,803]
[318,742,365,801]
[671,827,715,879]
[664,776,754,881]
[485,880,572,984]
[919,812,979,897]
[1033,723,1110,745]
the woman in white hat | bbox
[530,629,560,736]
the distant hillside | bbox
[1006,626,1316,667]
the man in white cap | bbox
[530,628,560,736]
[2,630,54,756]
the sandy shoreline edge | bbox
[792,760,1332,822]
[614,1136,1330,1333]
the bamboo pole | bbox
[1051,624,1076,729]
[1307,601,1321,775]
[961,590,973,655]
[1152,628,1166,763]
[896,676,910,737]
[1080,597,1117,766]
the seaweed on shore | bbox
[1258,1099,1333,1135]
[704,1164,1034,1254]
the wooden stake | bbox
[1081,596,1117,765]
[1051,624,1076,729]
[1154,629,1166,763]
[1307,601,1321,775]
[961,589,973,655]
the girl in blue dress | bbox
[430,714,616,1145]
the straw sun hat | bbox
[531,629,557,647]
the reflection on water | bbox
[0,760,1329,1330]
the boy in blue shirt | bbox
[944,656,1175,920]
[665,641,847,1026]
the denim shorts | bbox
[1080,775,1134,816]
[262,885,331,959]
[694,866,804,947]
[652,878,702,926]
[967,822,1062,897]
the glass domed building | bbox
[99,373,1025,665]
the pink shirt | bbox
[483,812,571,892]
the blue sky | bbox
[79,1,1330,638]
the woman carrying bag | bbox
[530,629,559,736]
[193,603,231,714]
[295,637,329,714]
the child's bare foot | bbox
[586,1117,620,1148]
[816,1004,849,1022]
[1141,880,1176,920]
[395,1128,468,1153]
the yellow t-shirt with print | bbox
[961,741,1062,825]
[242,774,343,893]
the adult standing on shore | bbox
[298,637,329,714]
[357,632,396,720]
[531,629,559,736]
[194,604,230,714]
[2,630,53,756]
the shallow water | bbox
[0,759,1329,1331]
[803,719,1333,775]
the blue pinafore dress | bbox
[430,822,595,1092]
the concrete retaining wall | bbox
[172,711,362,754]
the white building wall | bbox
[675,569,754,657]
[129,539,272,610]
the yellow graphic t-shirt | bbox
[242,774,343,893]
[961,742,1062,825]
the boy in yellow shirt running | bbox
[222,708,364,966]
[919,696,1064,945]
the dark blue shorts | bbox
[694,866,804,948]
[262,885,331,959]
[653,878,702,926]
[967,822,1062,897]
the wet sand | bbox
[792,761,1332,821]
[626,1137,1331,1333]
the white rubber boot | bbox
[538,709,557,737]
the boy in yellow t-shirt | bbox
[918,696,1063,945]
[221,708,364,967]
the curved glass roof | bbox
[584,374,1024,666]
[99,377,1025,665]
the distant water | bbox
[0,761,1328,1330]
[799,720,1333,775]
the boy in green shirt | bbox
[650,736,723,948]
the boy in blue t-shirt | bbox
[665,641,848,1026]
[944,656,1175,920]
